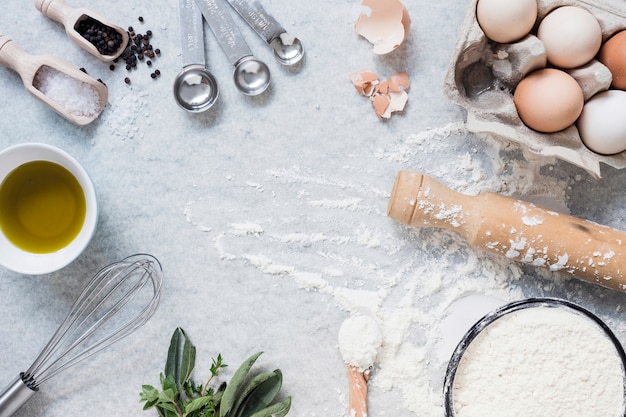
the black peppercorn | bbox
[124,77,131,84]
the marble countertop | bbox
[1,1,626,416]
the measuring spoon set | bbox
[174,0,304,113]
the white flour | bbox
[452,306,625,417]
[186,121,615,417]
[338,315,383,372]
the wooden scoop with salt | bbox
[0,35,107,126]
[338,315,383,417]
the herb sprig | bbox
[140,328,291,417]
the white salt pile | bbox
[33,65,101,117]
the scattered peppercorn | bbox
[109,64,115,71]
[79,67,87,73]
[138,16,144,22]
[124,77,131,84]
[150,72,157,79]
[116,17,162,81]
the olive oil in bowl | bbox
[0,160,86,253]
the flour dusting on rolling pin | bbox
[387,170,626,291]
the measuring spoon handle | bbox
[225,0,284,44]
[194,0,253,66]
[179,0,206,67]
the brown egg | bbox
[513,68,584,133]
[598,30,626,90]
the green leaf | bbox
[220,352,263,417]
[140,384,160,402]
[165,328,197,392]
[232,370,282,417]
[185,396,215,414]
[162,374,178,395]
[247,397,291,417]
[156,401,179,414]
[159,388,178,404]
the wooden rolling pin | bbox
[387,170,626,292]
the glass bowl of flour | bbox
[443,298,626,417]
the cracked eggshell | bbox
[444,0,626,178]
[355,0,411,55]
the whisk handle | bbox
[0,376,36,417]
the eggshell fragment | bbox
[355,0,411,55]
[350,70,410,119]
[389,72,410,91]
[350,70,379,96]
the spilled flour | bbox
[184,121,610,416]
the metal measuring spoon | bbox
[173,0,219,112]
[0,34,107,126]
[225,0,304,66]
[35,0,129,62]
[195,0,270,96]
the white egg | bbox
[537,6,602,69]
[476,0,537,43]
[577,90,626,155]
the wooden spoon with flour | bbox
[338,315,383,417]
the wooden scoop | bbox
[346,365,370,417]
[0,35,108,126]
[338,315,381,417]
[35,0,129,61]
[388,170,626,292]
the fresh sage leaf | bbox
[185,396,214,413]
[233,370,282,417]
[140,330,290,417]
[220,352,263,417]
[247,396,292,417]
[165,328,196,392]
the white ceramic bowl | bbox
[0,143,98,275]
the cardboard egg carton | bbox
[444,0,626,178]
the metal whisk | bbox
[0,254,163,417]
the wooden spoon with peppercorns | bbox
[35,0,129,62]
